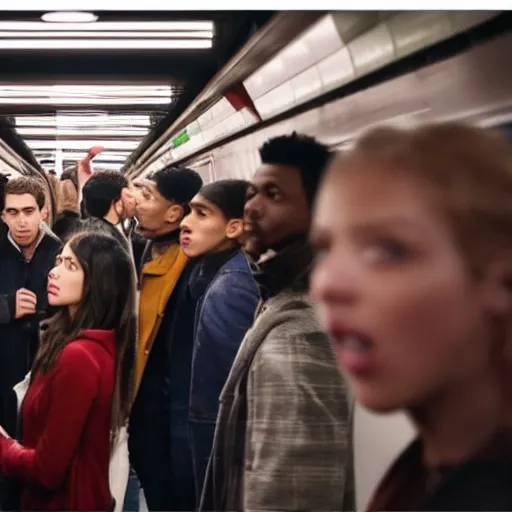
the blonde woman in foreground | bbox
[311,122,512,511]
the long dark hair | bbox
[32,231,137,442]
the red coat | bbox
[0,329,116,511]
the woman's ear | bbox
[164,204,184,225]
[225,219,244,241]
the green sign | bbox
[171,129,190,148]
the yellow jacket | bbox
[135,242,188,392]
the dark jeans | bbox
[123,466,140,512]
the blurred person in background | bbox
[200,133,353,512]
[0,231,136,511]
[45,170,59,207]
[128,166,202,511]
[311,123,512,510]
[177,179,259,505]
[53,147,103,241]
[53,166,81,241]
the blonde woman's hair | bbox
[339,122,512,277]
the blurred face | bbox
[47,243,85,314]
[310,160,500,413]
[244,164,310,258]
[135,181,180,239]
[180,193,242,258]
[3,193,44,248]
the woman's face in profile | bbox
[310,159,498,414]
[48,243,85,315]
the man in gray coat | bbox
[200,133,354,511]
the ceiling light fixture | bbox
[0,39,212,50]
[41,12,98,23]
[3,85,172,98]
[0,30,213,39]
[15,114,152,127]
[0,21,213,31]
[17,127,148,136]
[1,97,172,105]
[34,151,133,160]
[2,0,206,10]
[27,140,139,150]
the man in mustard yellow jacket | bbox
[127,166,203,511]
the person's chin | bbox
[47,295,60,306]
[243,236,265,259]
[13,236,36,248]
[136,225,156,238]
[181,246,194,258]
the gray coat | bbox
[200,290,354,511]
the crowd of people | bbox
[0,122,511,511]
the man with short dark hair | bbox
[200,133,353,511]
[80,170,136,255]
[128,165,203,511]
[0,177,61,438]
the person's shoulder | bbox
[41,225,62,250]
[265,291,319,328]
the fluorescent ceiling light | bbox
[1,0,206,9]
[38,154,129,163]
[17,127,148,136]
[0,21,213,31]
[0,31,213,39]
[27,140,139,150]
[88,155,129,162]
[0,39,212,50]
[34,150,132,159]
[4,85,172,96]
[90,163,123,169]
[1,97,171,105]
[41,12,98,23]
[16,114,151,126]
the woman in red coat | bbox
[0,231,137,511]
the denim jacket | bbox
[189,249,259,499]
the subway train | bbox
[1,9,511,510]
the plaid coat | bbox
[200,290,354,511]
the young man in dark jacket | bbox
[200,133,354,512]
[179,179,259,502]
[0,177,61,437]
